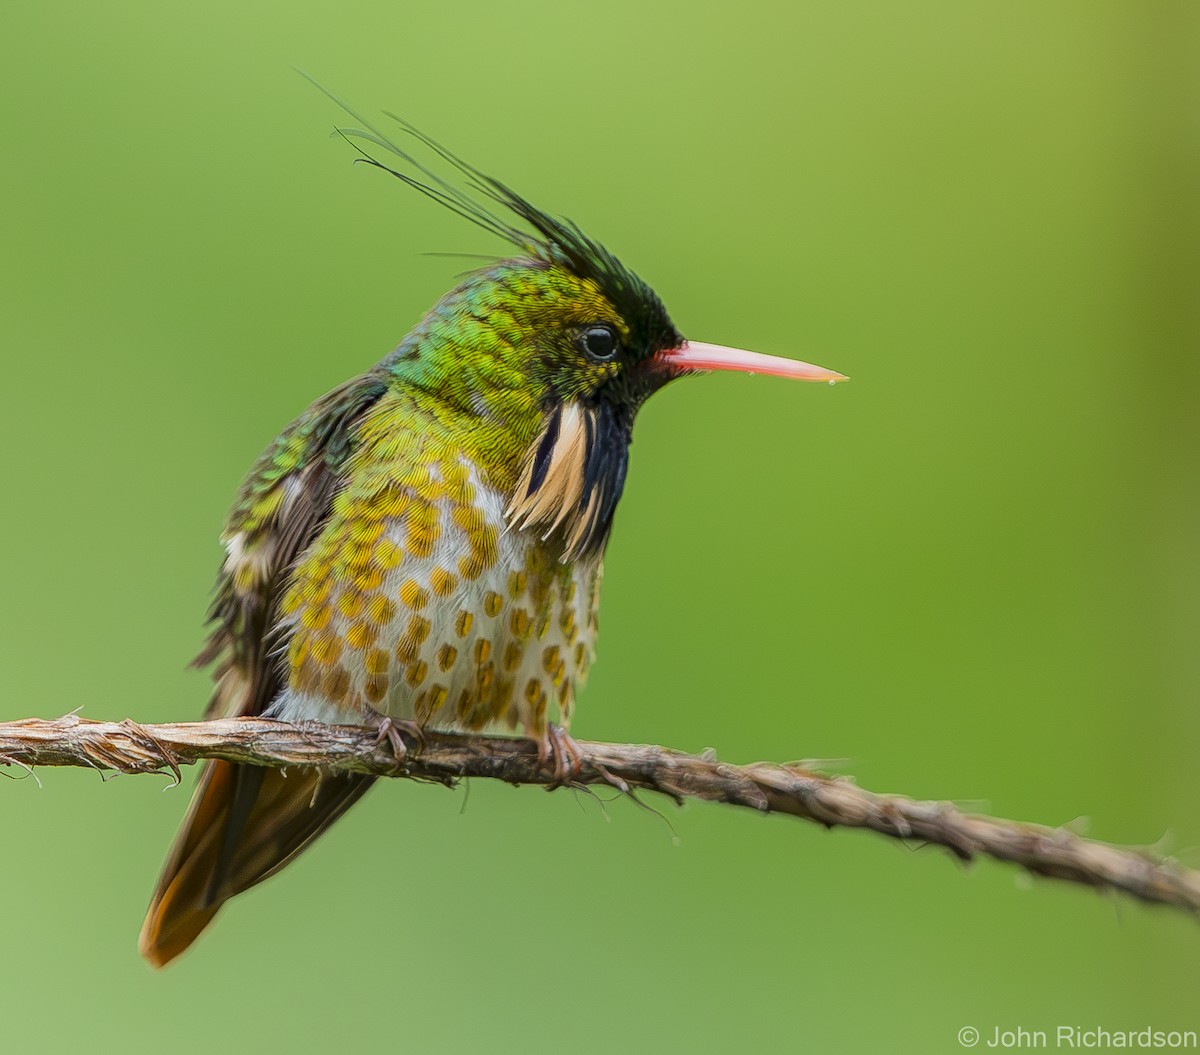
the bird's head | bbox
[311,80,847,560]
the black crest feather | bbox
[299,72,681,354]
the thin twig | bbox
[1,713,1197,915]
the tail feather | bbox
[139,760,374,968]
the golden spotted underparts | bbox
[280,446,596,739]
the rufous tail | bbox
[139,759,373,967]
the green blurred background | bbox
[2,1,1197,1050]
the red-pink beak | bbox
[657,340,849,383]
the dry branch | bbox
[2,713,1197,915]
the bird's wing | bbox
[139,372,388,968]
[195,372,389,719]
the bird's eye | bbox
[579,325,619,363]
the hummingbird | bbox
[139,87,848,967]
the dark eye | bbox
[579,325,619,362]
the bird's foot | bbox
[538,723,584,787]
[363,710,425,764]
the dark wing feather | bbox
[197,373,388,719]
[141,372,387,968]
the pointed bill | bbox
[658,340,849,383]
